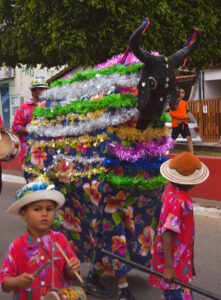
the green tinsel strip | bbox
[50,63,143,88]
[33,93,138,119]
[156,111,171,123]
[99,173,168,190]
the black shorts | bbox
[171,123,191,139]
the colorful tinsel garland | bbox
[108,137,174,161]
[42,73,139,102]
[27,133,109,150]
[23,165,107,181]
[31,109,108,127]
[33,93,137,119]
[50,63,142,88]
[110,125,169,142]
[99,173,167,190]
[103,157,167,170]
[28,108,139,137]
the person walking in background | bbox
[169,88,194,154]
[148,152,209,299]
[12,77,49,165]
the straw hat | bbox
[8,180,65,215]
[29,77,49,90]
[160,152,209,185]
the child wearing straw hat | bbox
[0,180,81,300]
[148,152,209,300]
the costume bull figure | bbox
[130,19,200,130]
[24,19,200,294]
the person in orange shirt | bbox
[169,88,193,154]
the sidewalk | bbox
[2,169,221,218]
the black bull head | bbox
[129,20,201,130]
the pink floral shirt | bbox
[12,99,37,165]
[0,116,4,126]
[148,183,195,290]
[0,230,78,300]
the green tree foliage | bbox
[0,0,220,69]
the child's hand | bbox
[17,273,35,288]
[67,257,81,274]
[163,267,176,284]
[184,114,190,120]
[175,119,183,125]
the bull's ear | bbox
[137,68,150,109]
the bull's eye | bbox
[148,77,157,90]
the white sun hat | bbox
[8,180,65,215]
[29,77,49,90]
[160,152,209,185]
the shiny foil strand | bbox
[99,173,168,190]
[31,109,108,127]
[27,133,110,149]
[108,137,174,161]
[28,108,139,137]
[110,126,169,142]
[51,154,105,166]
[34,93,137,119]
[49,63,142,89]
[103,157,167,170]
[23,165,107,181]
[41,73,140,102]
[95,53,141,69]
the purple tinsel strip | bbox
[108,137,174,162]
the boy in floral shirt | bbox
[149,152,209,299]
[0,180,81,300]
[0,115,6,193]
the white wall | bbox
[191,69,221,100]
[12,66,60,102]
[204,80,221,99]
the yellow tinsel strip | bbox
[28,133,110,150]
[23,165,107,181]
[31,108,107,127]
[109,125,169,142]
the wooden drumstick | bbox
[34,260,51,277]
[55,242,83,284]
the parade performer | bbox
[23,19,200,300]
[0,115,6,193]
[12,78,49,165]
[0,180,81,299]
[149,152,209,299]
[169,88,194,153]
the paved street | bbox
[0,181,221,300]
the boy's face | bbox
[31,88,47,102]
[20,200,56,237]
[179,88,185,100]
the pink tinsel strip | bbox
[108,137,174,162]
[95,51,161,70]
[95,53,140,69]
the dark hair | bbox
[172,182,194,192]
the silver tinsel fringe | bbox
[41,73,140,104]
[27,108,139,137]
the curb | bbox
[193,205,221,219]
[2,174,26,184]
[2,174,221,218]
